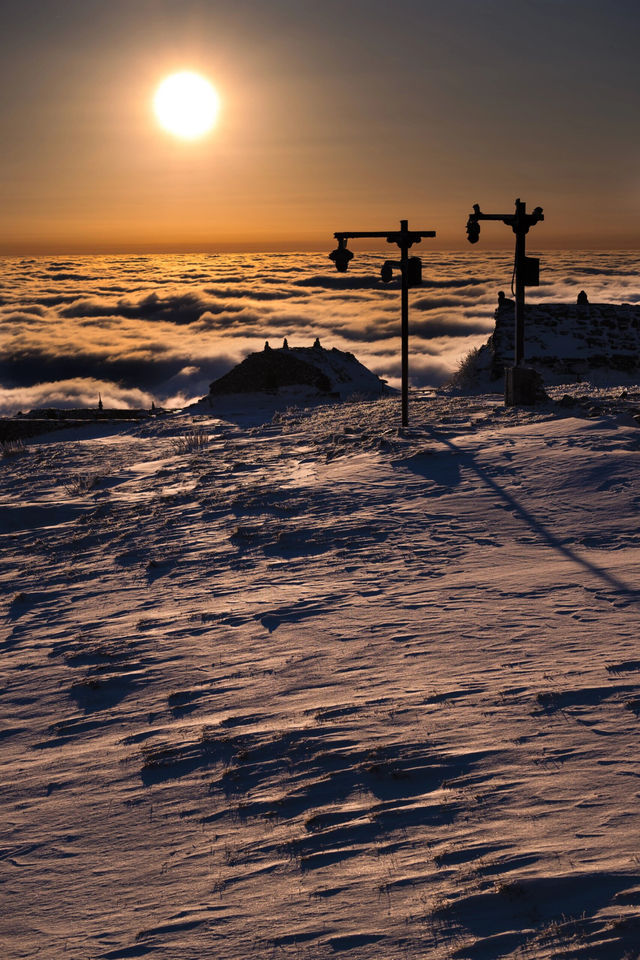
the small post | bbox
[514,202,526,366]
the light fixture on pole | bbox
[329,219,436,428]
[466,198,544,404]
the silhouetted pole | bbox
[329,219,436,428]
[466,198,543,403]
[514,203,526,366]
[400,223,410,426]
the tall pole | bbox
[400,220,410,428]
[465,198,543,401]
[514,201,526,367]
[329,219,436,428]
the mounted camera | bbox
[466,218,480,244]
[329,238,354,273]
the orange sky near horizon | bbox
[1,0,638,255]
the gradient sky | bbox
[1,0,638,252]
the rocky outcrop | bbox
[208,341,391,399]
[210,348,332,396]
[457,292,640,388]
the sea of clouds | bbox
[1,250,638,415]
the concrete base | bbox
[505,366,543,406]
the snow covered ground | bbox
[2,387,640,959]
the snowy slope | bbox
[285,344,392,398]
[2,387,640,960]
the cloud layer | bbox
[1,250,638,415]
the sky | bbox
[0,0,639,253]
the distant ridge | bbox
[0,407,160,443]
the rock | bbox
[457,293,640,389]
[208,342,392,400]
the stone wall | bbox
[484,293,640,383]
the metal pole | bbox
[400,220,409,428]
[514,201,526,367]
[330,220,435,427]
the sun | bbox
[153,71,220,140]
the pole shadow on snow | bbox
[423,428,640,605]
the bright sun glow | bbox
[153,71,220,140]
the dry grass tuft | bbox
[170,426,210,454]
[1,439,29,457]
[448,347,482,390]
[64,473,102,496]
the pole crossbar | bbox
[334,230,436,240]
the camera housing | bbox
[466,218,480,244]
[329,240,354,273]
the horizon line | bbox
[1,243,639,257]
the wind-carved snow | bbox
[2,388,640,959]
